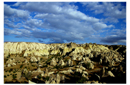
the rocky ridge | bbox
[4,42,126,84]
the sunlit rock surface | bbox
[4,42,126,84]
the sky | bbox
[4,2,126,45]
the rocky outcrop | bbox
[6,58,16,67]
[30,56,38,63]
[72,47,91,54]
[59,68,73,74]
[50,58,57,66]
[4,42,126,84]
[45,73,65,84]
[51,49,61,55]
[4,42,50,58]
[67,59,73,66]
[58,59,65,66]
[107,71,115,77]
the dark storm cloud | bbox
[100,35,126,44]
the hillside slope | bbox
[4,42,126,84]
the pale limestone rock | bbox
[93,45,109,52]
[44,68,49,77]
[72,47,85,54]
[48,72,54,76]
[32,68,43,74]
[45,80,49,84]
[77,56,83,61]
[34,76,37,79]
[23,50,30,57]
[12,63,16,65]
[89,63,94,69]
[4,42,50,57]
[111,60,115,66]
[51,80,56,84]
[29,80,36,84]
[58,59,65,66]
[51,49,60,55]
[83,71,88,76]
[56,74,60,83]
[95,74,100,80]
[82,74,89,80]
[67,59,73,66]
[72,54,77,60]
[89,53,93,58]
[76,68,82,73]
[79,65,86,70]
[30,56,38,63]
[92,81,99,84]
[83,57,91,63]
[68,68,73,73]
[41,72,44,77]
[37,68,42,72]
[63,47,72,55]
[59,68,73,74]
[50,58,57,66]
[99,59,102,64]
[102,67,106,77]
[115,57,120,62]
[6,58,16,67]
[7,64,11,67]
[61,75,65,81]
[56,58,59,63]
[108,71,115,77]
[24,60,29,63]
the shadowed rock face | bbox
[4,42,126,84]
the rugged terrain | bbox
[4,42,126,84]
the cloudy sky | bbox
[4,2,126,45]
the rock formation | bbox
[4,42,126,84]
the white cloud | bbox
[4,4,30,19]
[4,2,122,44]
[4,4,15,16]
[81,2,126,23]
[100,28,126,44]
[101,17,119,23]
[4,28,22,35]
[12,2,23,6]
[34,13,48,19]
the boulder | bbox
[30,56,38,63]
[107,71,115,77]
